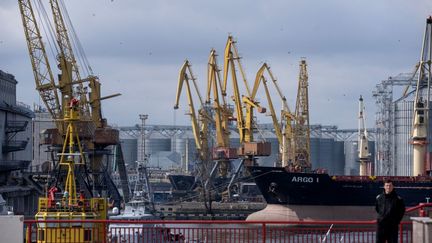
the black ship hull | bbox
[247,166,432,221]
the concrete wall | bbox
[412,217,432,243]
[0,215,24,242]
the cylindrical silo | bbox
[318,138,333,171]
[310,137,320,170]
[333,141,345,175]
[344,141,358,175]
[138,133,171,161]
[119,132,137,166]
[171,132,198,167]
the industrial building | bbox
[31,108,54,172]
[0,70,38,216]
[373,73,417,176]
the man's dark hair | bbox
[384,179,393,184]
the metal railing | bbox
[23,202,432,242]
[24,219,412,243]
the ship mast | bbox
[412,17,432,176]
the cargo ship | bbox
[248,16,432,222]
[246,166,432,221]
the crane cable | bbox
[34,0,59,69]
[58,0,93,76]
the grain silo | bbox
[317,138,334,171]
[333,141,345,175]
[119,132,137,166]
[138,133,171,161]
[170,131,198,167]
[310,137,321,169]
[344,141,358,175]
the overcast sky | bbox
[1,0,431,129]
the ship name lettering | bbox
[291,176,314,183]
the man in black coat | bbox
[375,179,405,243]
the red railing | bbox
[23,203,432,242]
[405,202,432,216]
[24,219,412,243]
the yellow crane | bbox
[222,35,271,200]
[222,35,270,165]
[19,0,125,203]
[206,49,238,177]
[294,59,311,170]
[253,63,296,167]
[174,60,212,178]
[33,97,107,243]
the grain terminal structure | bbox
[115,124,373,177]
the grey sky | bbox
[0,0,431,128]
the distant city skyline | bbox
[1,0,431,128]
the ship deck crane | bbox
[358,95,371,176]
[19,0,127,205]
[253,63,296,167]
[412,16,432,176]
[294,59,311,171]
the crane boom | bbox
[223,36,247,143]
[174,60,210,163]
[253,63,295,167]
[207,49,230,148]
[48,0,90,117]
[18,0,61,120]
[222,35,265,144]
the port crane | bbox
[206,49,238,177]
[175,60,219,210]
[174,60,213,184]
[222,36,271,165]
[358,95,371,176]
[222,36,271,199]
[253,63,296,167]
[412,16,432,176]
[204,49,240,202]
[18,0,128,204]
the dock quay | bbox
[0,203,424,242]
[10,218,416,242]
